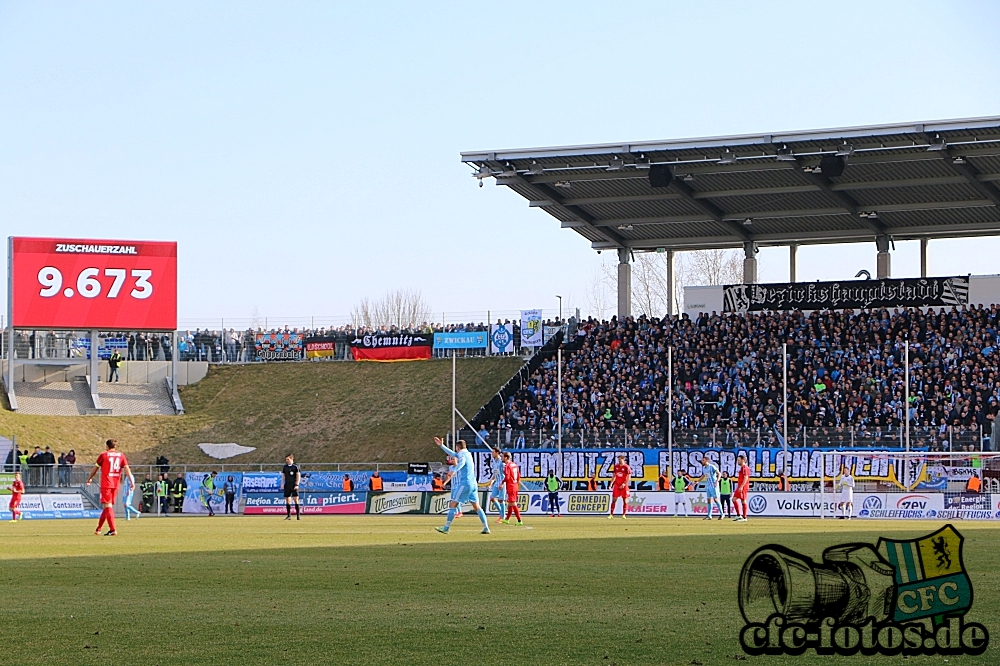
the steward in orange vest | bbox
[369,473,383,492]
[343,475,353,492]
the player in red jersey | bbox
[8,472,24,522]
[608,454,632,519]
[732,453,751,522]
[85,439,134,536]
[501,452,523,525]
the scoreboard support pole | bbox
[89,330,103,410]
[5,237,15,410]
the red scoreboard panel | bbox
[10,237,177,330]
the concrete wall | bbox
[2,361,209,385]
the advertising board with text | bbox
[10,237,177,330]
[242,492,367,514]
[485,491,611,515]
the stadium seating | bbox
[488,307,999,451]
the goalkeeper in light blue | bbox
[434,437,490,535]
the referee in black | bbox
[281,454,301,520]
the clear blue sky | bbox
[2,1,999,327]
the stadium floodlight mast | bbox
[555,295,562,323]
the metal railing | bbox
[7,461,409,489]
[459,424,991,451]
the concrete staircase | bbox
[13,379,95,416]
[12,378,177,416]
[98,381,176,416]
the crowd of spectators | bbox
[6,321,525,363]
[3,446,77,485]
[491,306,1000,450]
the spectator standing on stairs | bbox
[109,350,123,382]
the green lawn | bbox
[0,517,997,665]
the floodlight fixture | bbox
[775,145,797,162]
[835,143,855,157]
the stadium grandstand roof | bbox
[461,116,1000,252]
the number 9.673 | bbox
[37,266,153,300]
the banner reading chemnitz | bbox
[723,276,969,313]
[350,333,432,361]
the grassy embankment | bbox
[0,357,522,463]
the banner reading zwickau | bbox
[350,332,432,361]
[723,276,970,313]
[433,332,487,350]
[520,309,542,346]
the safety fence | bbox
[459,424,992,451]
[0,315,570,363]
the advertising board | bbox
[858,492,945,519]
[424,492,482,515]
[366,492,422,514]
[0,493,99,520]
[243,492,367,515]
[485,491,611,515]
[10,237,178,330]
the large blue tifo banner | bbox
[473,447,957,490]
[433,332,487,349]
[242,471,406,493]
[182,472,243,514]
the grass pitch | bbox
[1,516,998,666]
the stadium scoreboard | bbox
[9,236,177,330]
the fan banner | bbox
[490,323,516,353]
[471,447,955,491]
[433,331,487,349]
[303,336,337,358]
[520,309,543,346]
[254,332,303,361]
[350,332,432,362]
[10,236,178,330]
[722,276,969,313]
